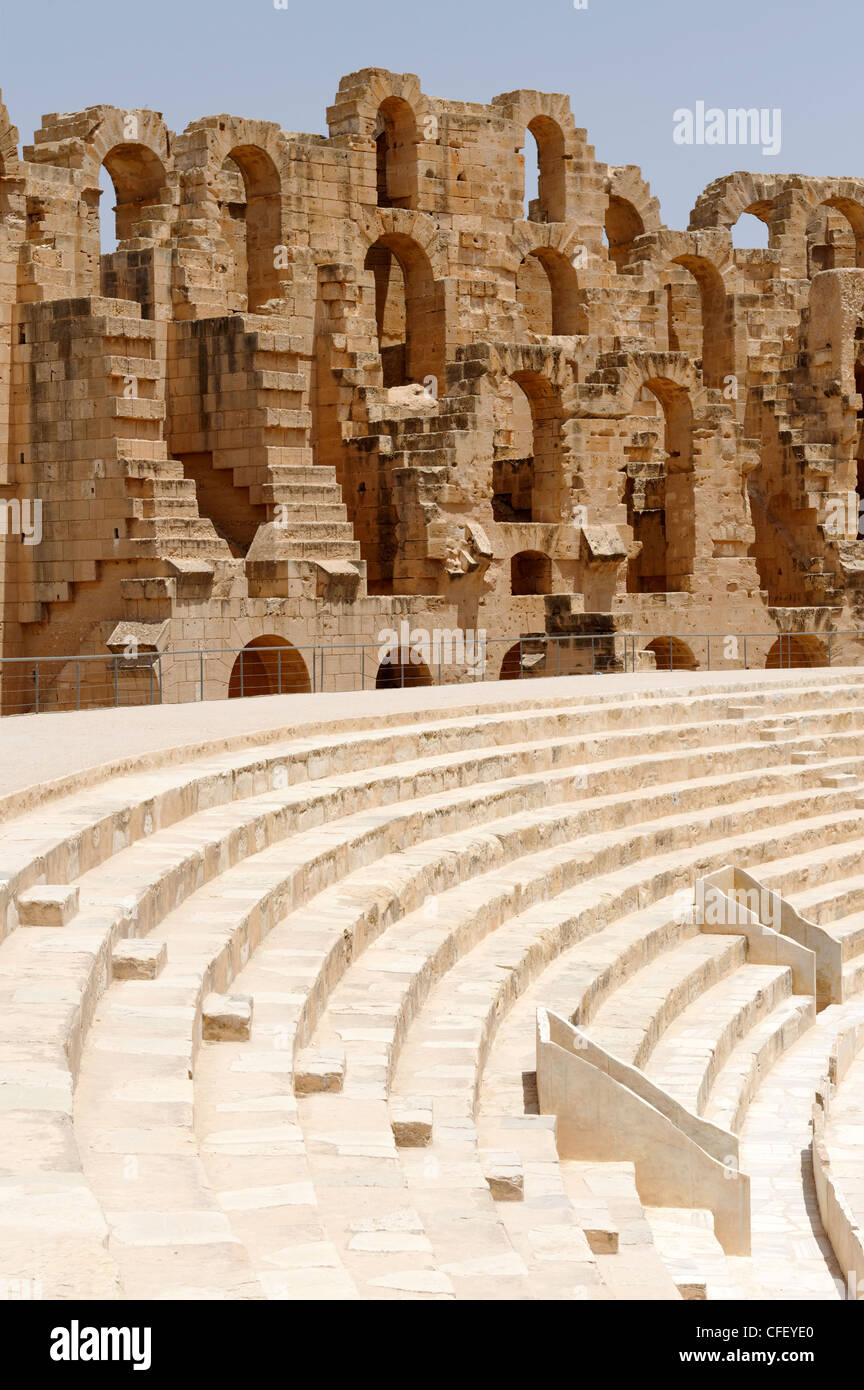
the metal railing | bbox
[0,629,861,717]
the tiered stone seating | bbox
[4,672,864,1299]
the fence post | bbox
[591,637,595,676]
[76,660,80,711]
[34,662,39,715]
[828,633,833,668]
[113,655,119,708]
[707,635,711,671]
[240,650,244,699]
[199,650,204,702]
[743,635,747,670]
[361,645,365,691]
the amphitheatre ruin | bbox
[4,66,864,1303]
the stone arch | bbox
[605,167,662,272]
[499,638,547,681]
[523,114,568,224]
[358,206,448,281]
[764,634,828,670]
[177,115,288,311]
[622,372,696,593]
[327,69,437,212]
[375,655,434,689]
[689,173,778,232]
[643,636,698,671]
[44,108,175,307]
[492,89,581,225]
[99,141,169,245]
[511,550,552,595]
[71,108,173,244]
[221,143,282,310]
[689,173,788,260]
[666,253,733,389]
[515,246,588,336]
[806,195,864,273]
[491,358,568,525]
[228,637,311,699]
[631,231,736,388]
[362,225,445,386]
[328,68,431,140]
[375,95,419,210]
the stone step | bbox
[641,962,796,1115]
[585,936,749,1070]
[702,994,816,1134]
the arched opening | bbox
[643,636,698,671]
[492,372,565,525]
[605,196,644,272]
[730,209,770,249]
[511,550,552,595]
[375,97,419,210]
[97,142,168,314]
[624,378,695,594]
[98,165,119,255]
[765,635,828,670]
[218,145,282,312]
[228,637,311,699]
[499,639,547,680]
[365,233,443,387]
[523,116,567,224]
[375,656,433,689]
[516,248,588,336]
[100,142,167,246]
[806,198,864,274]
[665,254,731,389]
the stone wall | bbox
[2,68,864,708]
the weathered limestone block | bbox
[479,1149,524,1201]
[112,939,167,980]
[294,1046,346,1094]
[390,1097,433,1147]
[17,885,79,927]
[202,993,253,1041]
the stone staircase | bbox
[3,673,864,1298]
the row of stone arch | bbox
[223,631,836,701]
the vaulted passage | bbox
[625,378,695,594]
[375,97,419,210]
[765,635,828,669]
[492,372,566,525]
[228,637,311,698]
[516,248,588,336]
[97,142,168,315]
[511,549,551,595]
[365,233,443,387]
[217,144,282,312]
[523,115,567,223]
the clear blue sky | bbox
[0,0,859,235]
